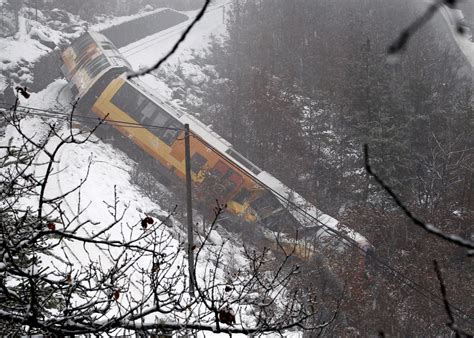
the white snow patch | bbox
[120,1,228,100]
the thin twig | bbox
[433,260,473,338]
[127,0,212,79]
[388,0,459,54]
[364,144,474,251]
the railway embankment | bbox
[29,9,188,92]
[99,9,187,49]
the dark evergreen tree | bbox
[179,0,473,334]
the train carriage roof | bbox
[61,31,131,99]
[127,77,262,176]
[126,78,370,249]
[60,31,370,251]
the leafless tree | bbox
[0,98,334,335]
[364,144,474,253]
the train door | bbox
[201,160,242,204]
[222,167,243,201]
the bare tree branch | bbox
[364,144,474,251]
[127,0,212,79]
[0,101,333,335]
[388,0,462,54]
[433,260,474,338]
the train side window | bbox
[141,101,158,124]
[218,168,241,198]
[191,152,207,173]
[222,168,235,181]
[111,83,134,109]
[152,109,170,126]
[233,188,252,204]
[222,168,243,188]
[160,121,181,146]
[111,83,146,118]
[141,102,170,127]
[222,180,237,198]
[111,83,183,145]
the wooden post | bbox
[184,124,195,295]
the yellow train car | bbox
[61,32,372,262]
[61,31,297,229]
[61,31,131,101]
[94,76,271,222]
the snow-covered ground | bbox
[0,3,309,335]
[122,1,228,66]
[121,1,229,103]
[1,77,259,336]
[92,6,173,32]
[6,2,464,335]
[0,7,83,82]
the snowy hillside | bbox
[0,2,321,336]
[121,0,228,107]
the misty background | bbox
[0,0,472,335]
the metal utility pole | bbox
[184,124,195,295]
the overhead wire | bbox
[2,98,473,327]
[2,95,473,326]
[0,102,183,131]
[2,99,473,324]
[187,130,474,326]
[4,10,472,323]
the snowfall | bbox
[0,1,309,336]
[1,1,473,336]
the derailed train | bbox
[60,31,373,260]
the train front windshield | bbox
[62,34,96,79]
[61,32,130,98]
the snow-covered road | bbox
[121,1,228,71]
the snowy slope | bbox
[120,1,229,102]
[0,7,83,84]
[1,78,259,336]
[0,4,253,333]
[0,3,329,334]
